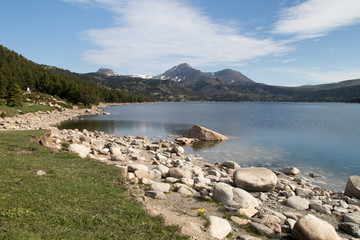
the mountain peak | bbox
[97,68,117,76]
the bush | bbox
[0,111,6,118]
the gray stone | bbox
[221,161,241,170]
[165,177,179,183]
[345,176,360,199]
[310,202,332,215]
[155,165,169,178]
[296,188,313,197]
[279,166,300,175]
[145,191,167,200]
[232,188,260,209]
[68,144,90,158]
[168,167,192,179]
[292,214,341,240]
[150,182,171,192]
[339,222,360,238]
[286,196,309,210]
[248,221,274,237]
[286,218,296,230]
[208,216,232,239]
[134,169,151,180]
[127,164,149,172]
[343,212,360,225]
[212,183,234,206]
[149,169,162,179]
[178,185,195,196]
[233,168,277,192]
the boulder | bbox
[339,222,360,238]
[183,124,228,141]
[150,183,171,192]
[232,188,260,209]
[212,183,234,206]
[208,216,232,239]
[345,175,360,199]
[221,161,241,170]
[343,212,360,225]
[212,183,259,208]
[279,166,300,175]
[233,168,277,192]
[168,167,192,179]
[292,214,341,240]
[145,191,167,200]
[134,169,151,180]
[155,165,169,178]
[286,196,309,210]
[127,164,149,172]
[68,144,90,158]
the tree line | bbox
[0,45,153,106]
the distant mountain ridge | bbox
[155,63,255,85]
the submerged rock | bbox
[183,124,228,141]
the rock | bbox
[286,196,309,210]
[127,164,149,172]
[237,236,261,240]
[165,177,179,183]
[345,176,360,199]
[248,221,274,237]
[39,133,58,148]
[339,222,360,238]
[221,161,241,170]
[286,218,296,230]
[212,183,234,206]
[175,137,196,144]
[309,172,322,178]
[145,191,167,200]
[134,169,151,180]
[238,207,258,219]
[233,168,277,192]
[168,167,192,179]
[183,124,228,141]
[177,185,195,196]
[150,183,171,192]
[208,216,232,239]
[68,144,90,158]
[155,165,169,178]
[283,211,303,221]
[111,153,126,161]
[296,188,312,197]
[343,212,360,225]
[292,214,341,240]
[310,202,332,215]
[230,216,250,225]
[254,215,282,234]
[181,178,194,186]
[36,169,47,176]
[279,166,300,175]
[232,188,260,209]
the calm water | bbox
[58,102,360,191]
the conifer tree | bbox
[7,83,23,106]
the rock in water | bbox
[292,214,341,240]
[345,175,360,199]
[208,216,232,239]
[233,168,277,192]
[183,124,228,141]
[279,166,300,175]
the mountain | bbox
[155,63,255,85]
[97,68,118,76]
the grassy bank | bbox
[0,103,54,117]
[0,130,186,239]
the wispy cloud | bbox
[64,0,290,74]
[273,0,360,39]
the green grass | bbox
[0,103,54,117]
[0,130,187,240]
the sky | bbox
[1,0,360,86]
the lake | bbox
[57,102,360,191]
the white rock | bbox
[221,161,241,170]
[233,188,260,209]
[208,216,232,239]
[292,214,341,240]
[279,166,300,175]
[168,167,192,179]
[345,175,360,199]
[155,165,169,178]
[150,183,171,192]
[149,169,162,179]
[286,196,309,210]
[233,168,277,192]
[68,144,90,158]
[127,164,149,172]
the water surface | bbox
[58,102,360,191]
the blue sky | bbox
[1,0,360,86]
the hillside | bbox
[89,64,360,102]
[0,45,152,106]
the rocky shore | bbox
[2,106,360,239]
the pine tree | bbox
[7,83,23,106]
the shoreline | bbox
[1,104,360,239]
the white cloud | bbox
[273,0,360,39]
[65,0,291,74]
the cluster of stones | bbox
[0,106,106,130]
[40,126,360,240]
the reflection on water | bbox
[191,141,225,151]
[57,102,360,191]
